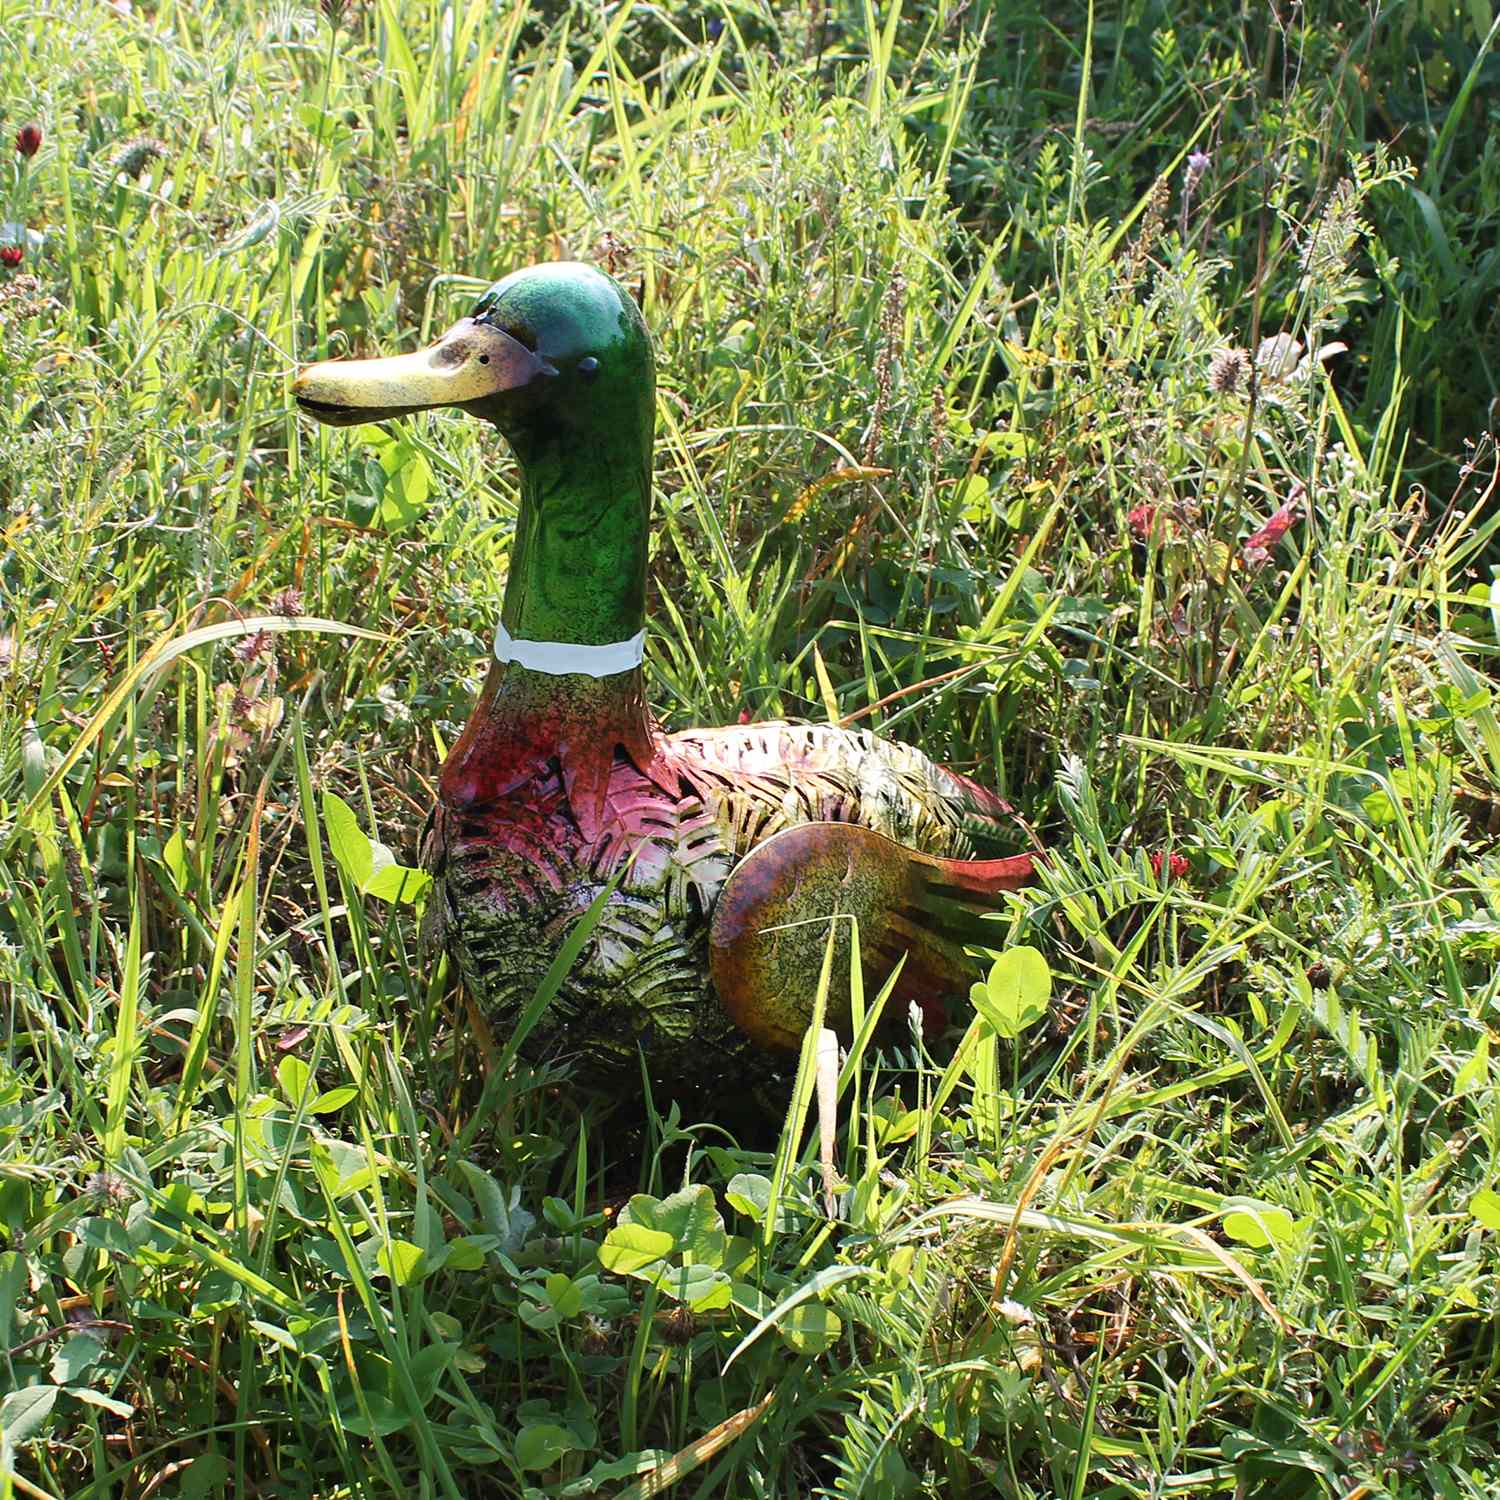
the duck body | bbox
[295,261,1032,1100]
[428,687,1018,1086]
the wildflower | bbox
[234,628,273,665]
[659,1306,697,1346]
[15,123,41,158]
[1125,174,1171,285]
[268,586,305,617]
[1179,150,1212,238]
[110,135,167,179]
[580,1314,614,1354]
[707,15,724,39]
[1241,484,1304,572]
[1149,851,1190,882]
[87,1170,131,1207]
[1127,503,1164,540]
[1208,347,1249,395]
[0,245,22,268]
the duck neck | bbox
[438,418,661,822]
[499,424,650,653]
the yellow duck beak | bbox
[293,318,553,427]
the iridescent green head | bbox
[465,262,654,459]
[295,262,656,648]
[294,261,653,454]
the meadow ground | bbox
[3,1,1500,1495]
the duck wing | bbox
[669,720,1021,861]
[707,821,1033,1051]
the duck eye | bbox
[578,356,600,381]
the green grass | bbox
[4,0,1500,1494]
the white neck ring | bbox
[493,621,645,678]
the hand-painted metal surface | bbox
[295,262,1035,1098]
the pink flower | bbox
[0,245,22,268]
[1127,504,1162,541]
[1150,851,1189,881]
[1241,486,1304,571]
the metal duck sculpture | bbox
[295,262,1032,1099]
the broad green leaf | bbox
[870,1094,922,1145]
[655,1263,732,1311]
[340,1389,410,1438]
[364,862,433,904]
[65,1387,134,1419]
[443,1235,496,1272]
[50,1332,107,1383]
[543,1271,584,1318]
[323,792,373,888]
[455,1162,535,1252]
[276,1056,311,1107]
[408,1341,458,1401]
[778,1302,842,1354]
[725,1173,772,1223]
[970,946,1050,1039]
[178,1454,231,1500]
[1455,1033,1490,1094]
[308,1086,358,1115]
[1471,1188,1500,1233]
[516,1421,579,1472]
[163,827,188,888]
[1222,1198,1296,1249]
[379,452,432,531]
[619,1185,726,1266]
[0,1252,24,1344]
[376,1239,427,1285]
[0,1385,58,1445]
[598,1221,675,1275]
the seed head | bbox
[110,135,167,179]
[862,273,906,466]
[234,628,273,665]
[659,1306,697,1346]
[87,1170,131,1207]
[580,1314,614,1354]
[15,123,41,158]
[1208,347,1249,395]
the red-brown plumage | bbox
[425,658,1034,1084]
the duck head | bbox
[295,262,655,654]
[294,260,653,456]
